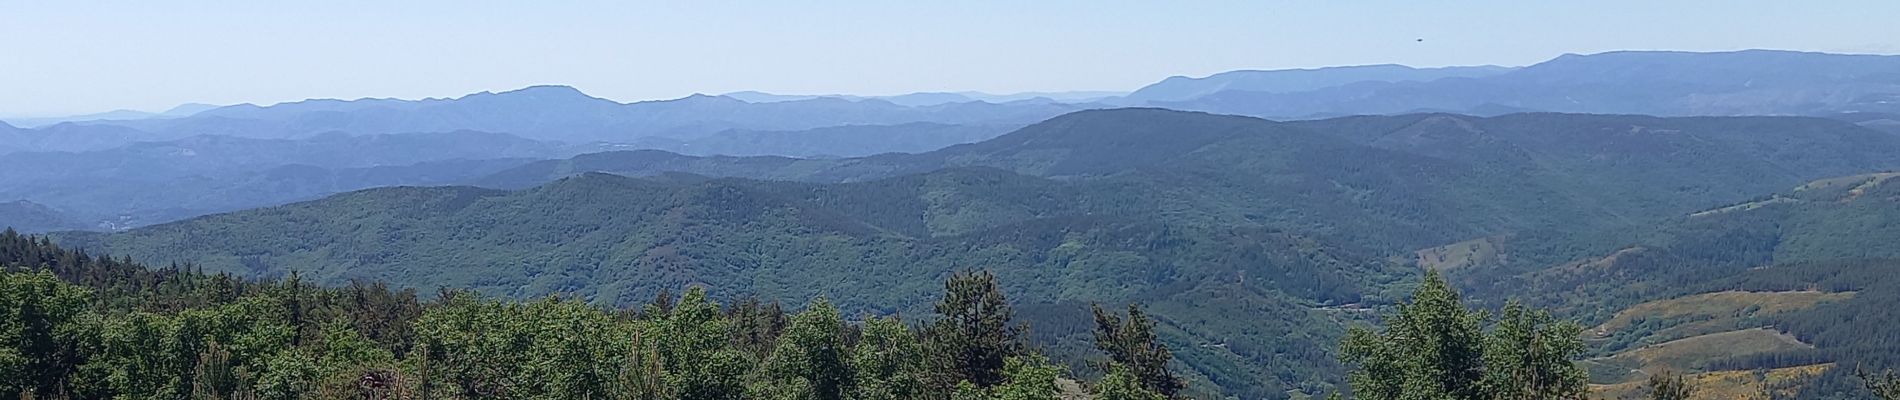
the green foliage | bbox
[1341,271,1588,400]
[1863,367,1900,400]
[1,233,1107,399]
[1093,303,1184,398]
[756,298,852,400]
[1342,271,1490,400]
[0,270,92,397]
[1482,301,1588,400]
[952,380,989,400]
[1646,372,1695,400]
[1097,364,1168,400]
[990,355,1064,400]
[927,271,1028,388]
[650,288,749,400]
[851,315,928,400]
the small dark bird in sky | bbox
[1416,38,1425,42]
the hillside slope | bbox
[58,170,1396,398]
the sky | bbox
[3,1,1898,117]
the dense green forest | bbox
[25,227,1899,399]
[3,230,1196,399]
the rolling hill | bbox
[56,169,1395,398]
[0,200,88,233]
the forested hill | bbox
[55,169,1395,398]
[0,230,1189,399]
[40,108,1900,398]
[478,109,1900,251]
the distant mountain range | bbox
[48,86,1095,144]
[9,49,1900,233]
[1157,50,1900,118]
[0,103,219,128]
[1122,64,1515,103]
[721,90,1125,106]
[10,50,1897,154]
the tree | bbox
[990,355,1063,400]
[1646,372,1695,400]
[1862,367,1900,400]
[0,271,94,397]
[951,381,989,400]
[1340,270,1489,400]
[1096,365,1167,400]
[1482,301,1588,400]
[652,287,747,400]
[1093,303,1183,398]
[758,298,853,400]
[852,316,927,400]
[927,271,1027,389]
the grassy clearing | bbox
[1592,290,1855,341]
[1414,236,1500,271]
[1588,363,1829,400]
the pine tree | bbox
[1093,303,1183,398]
[1862,367,1900,400]
[927,271,1027,389]
[0,271,94,397]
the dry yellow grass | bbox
[1603,328,1812,375]
[1796,172,1900,192]
[1414,236,1500,271]
[1592,291,1855,340]
[1589,364,1830,400]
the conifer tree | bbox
[1862,367,1900,400]
[927,271,1027,388]
[1093,303,1183,398]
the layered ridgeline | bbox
[11,49,1900,233]
[0,124,1025,231]
[4,85,1080,149]
[0,89,1038,230]
[52,109,1900,398]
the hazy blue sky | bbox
[4,1,1898,116]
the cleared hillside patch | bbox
[1606,328,1813,374]
[1592,290,1855,342]
[1414,236,1501,271]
